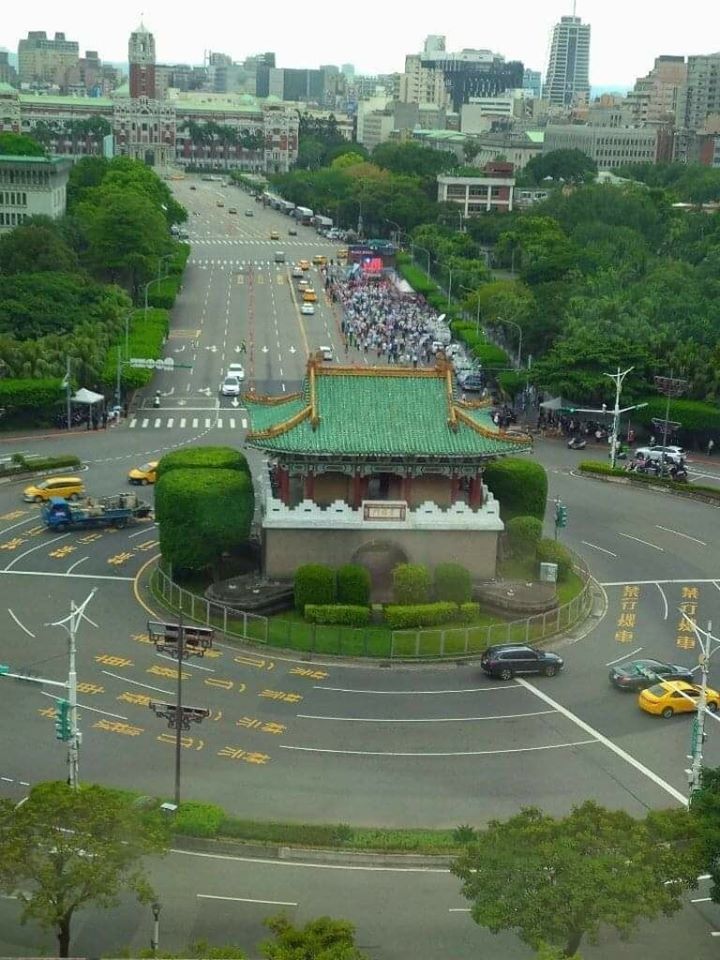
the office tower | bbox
[544,12,591,107]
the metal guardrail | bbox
[154,556,593,660]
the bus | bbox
[295,206,314,225]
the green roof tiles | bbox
[245,368,531,459]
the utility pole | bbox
[600,366,648,469]
[681,616,717,798]
[63,356,72,431]
[654,374,687,461]
[46,590,98,789]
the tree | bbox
[522,149,597,186]
[690,765,720,901]
[0,132,46,157]
[0,781,169,958]
[0,222,78,275]
[260,915,368,960]
[452,801,697,958]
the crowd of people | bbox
[327,274,441,366]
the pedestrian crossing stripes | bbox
[189,238,315,246]
[128,416,248,430]
[190,259,294,268]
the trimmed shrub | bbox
[156,445,250,480]
[392,563,432,605]
[506,515,543,558]
[305,604,371,626]
[578,460,720,502]
[484,458,548,521]
[173,801,225,837]
[434,563,472,603]
[457,602,480,623]
[536,539,573,581]
[15,454,81,472]
[336,564,371,606]
[294,564,336,613]
[385,602,458,629]
[0,378,65,416]
[100,308,169,391]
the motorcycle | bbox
[567,437,587,450]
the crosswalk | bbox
[190,259,292,268]
[128,416,248,430]
[190,238,314,246]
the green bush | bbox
[579,459,720,502]
[536,539,573,580]
[147,274,182,309]
[0,378,65,416]
[385,602,458,629]
[457,602,480,623]
[156,446,250,480]
[173,801,225,837]
[305,604,371,626]
[155,468,254,572]
[392,563,432,605]
[100,308,169,390]
[433,563,471,603]
[294,564,336,612]
[336,564,371,605]
[506,515,543,557]
[484,458,548,521]
[16,454,81,472]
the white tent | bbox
[72,388,105,406]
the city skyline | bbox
[1,0,719,87]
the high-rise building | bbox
[543,14,591,107]
[341,63,355,79]
[128,21,156,98]
[677,54,720,131]
[523,68,542,99]
[401,44,523,112]
[0,51,18,87]
[627,56,686,125]
[424,35,446,55]
[18,31,79,91]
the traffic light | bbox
[555,501,568,529]
[54,698,71,741]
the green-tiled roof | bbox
[245,369,531,459]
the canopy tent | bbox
[72,388,105,406]
[539,396,568,411]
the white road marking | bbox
[8,609,36,637]
[655,525,707,546]
[205,418,211,428]
[216,418,223,428]
[40,690,127,720]
[602,579,720,586]
[101,670,173,696]
[606,647,643,666]
[154,418,162,428]
[129,418,137,428]
[3,533,69,571]
[448,908,471,913]
[516,678,688,805]
[180,418,187,428]
[280,739,598,758]
[192,418,199,428]
[157,653,214,672]
[0,569,133,582]
[581,540,618,557]
[618,532,664,552]
[242,418,247,428]
[141,418,149,428]
[297,710,555,723]
[172,848,448,874]
[167,418,174,428]
[229,418,236,428]
[692,897,712,903]
[656,582,669,620]
[66,556,89,574]
[313,685,514,695]
[197,894,298,906]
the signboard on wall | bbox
[362,501,407,522]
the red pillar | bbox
[449,474,460,505]
[469,475,482,508]
[277,467,290,505]
[304,471,315,501]
[401,476,413,504]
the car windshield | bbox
[646,684,667,697]
[139,463,153,472]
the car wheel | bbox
[69,493,81,502]
[661,707,674,719]
[141,478,148,486]
[499,667,513,681]
[543,664,557,677]
[708,701,718,713]
[34,495,44,503]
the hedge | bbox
[294,564,336,613]
[484,458,548,521]
[0,378,65,415]
[305,604,371,626]
[12,453,81,473]
[392,563,432,605]
[506,516,543,557]
[536,539,573,580]
[336,564,371,606]
[156,446,250,480]
[579,459,720,502]
[458,602,481,623]
[633,396,720,439]
[173,801,225,837]
[433,563,471,603]
[100,307,169,390]
[385,602,459,629]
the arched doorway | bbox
[352,540,408,603]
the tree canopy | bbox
[0,781,169,958]
[260,914,368,960]
[452,800,698,958]
[521,148,597,186]
[0,132,46,157]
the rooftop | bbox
[244,359,532,460]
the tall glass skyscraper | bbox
[544,14,591,107]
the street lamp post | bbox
[151,901,161,957]
[654,374,687,460]
[678,615,717,798]
[411,243,431,278]
[446,264,454,309]
[459,284,481,334]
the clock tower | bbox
[128,21,156,99]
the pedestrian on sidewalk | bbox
[708,438,715,456]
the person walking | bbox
[708,438,715,456]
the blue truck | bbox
[43,493,152,530]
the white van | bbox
[274,251,286,263]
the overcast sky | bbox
[2,0,719,88]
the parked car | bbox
[610,658,695,691]
[228,207,237,214]
[24,476,85,503]
[633,445,685,464]
[319,345,333,361]
[220,376,241,397]
[244,209,254,217]
[128,461,158,485]
[288,227,297,236]
[301,303,315,315]
[480,644,564,680]
[462,373,485,392]
[216,200,224,208]
[639,680,719,718]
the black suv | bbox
[481,644,564,681]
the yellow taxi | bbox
[128,461,158,485]
[298,259,310,271]
[302,288,318,303]
[638,680,720,718]
[24,476,85,503]
[337,247,349,260]
[270,230,279,240]
[312,254,327,266]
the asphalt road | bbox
[1,177,720,956]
